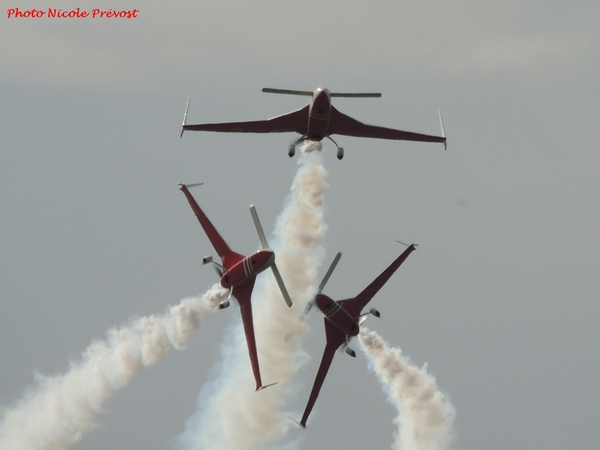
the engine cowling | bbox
[337,147,344,160]
[202,255,213,265]
[369,308,381,318]
[288,145,296,157]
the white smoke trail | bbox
[177,147,329,450]
[0,285,228,450]
[359,328,455,450]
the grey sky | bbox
[1,1,599,449]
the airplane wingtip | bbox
[257,382,279,392]
[292,417,306,429]
[438,108,447,150]
[178,182,204,190]
[180,96,190,138]
[396,240,418,248]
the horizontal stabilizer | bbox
[331,92,381,98]
[262,87,313,96]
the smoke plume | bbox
[359,328,455,450]
[177,148,329,450]
[0,285,228,450]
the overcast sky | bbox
[1,1,599,449]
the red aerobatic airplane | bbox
[180,87,446,159]
[297,242,417,427]
[179,183,292,391]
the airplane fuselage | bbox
[221,249,275,289]
[315,294,360,337]
[306,88,332,141]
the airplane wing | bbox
[182,105,310,135]
[232,279,265,391]
[328,106,446,146]
[180,185,243,269]
[300,320,346,428]
[339,244,417,318]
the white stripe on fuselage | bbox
[310,111,331,121]
[243,256,252,277]
[323,300,342,318]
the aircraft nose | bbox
[255,249,275,267]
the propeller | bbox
[262,87,382,98]
[284,252,343,342]
[299,252,342,321]
[249,205,293,307]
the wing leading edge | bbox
[179,184,243,269]
[182,105,309,135]
[328,106,446,146]
[339,244,417,319]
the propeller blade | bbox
[299,299,315,322]
[284,252,342,342]
[271,263,292,307]
[291,251,342,336]
[262,87,313,96]
[249,205,270,249]
[330,92,381,98]
[317,252,342,295]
